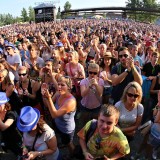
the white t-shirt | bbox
[23,124,59,160]
[7,53,22,81]
[115,101,144,128]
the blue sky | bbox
[0,0,127,17]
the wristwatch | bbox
[125,69,130,73]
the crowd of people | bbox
[0,19,160,160]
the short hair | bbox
[121,81,142,106]
[58,76,72,90]
[18,66,29,74]
[100,104,120,119]
[118,47,129,54]
[152,51,159,57]
[88,61,99,71]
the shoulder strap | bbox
[31,133,39,151]
[85,119,97,143]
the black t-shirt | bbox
[142,62,160,77]
[2,111,22,154]
[111,64,141,104]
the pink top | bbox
[80,78,104,109]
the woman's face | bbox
[68,52,75,62]
[104,57,111,67]
[57,80,69,95]
[126,87,139,105]
[29,48,37,58]
[18,70,28,81]
[88,68,99,79]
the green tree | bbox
[21,8,28,22]
[64,1,71,11]
[28,6,35,21]
[126,0,159,22]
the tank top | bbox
[54,95,76,134]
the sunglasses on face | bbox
[89,71,98,75]
[127,92,139,98]
[119,54,128,58]
[19,73,27,76]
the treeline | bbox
[0,6,35,26]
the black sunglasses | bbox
[127,92,139,98]
[89,71,98,75]
[19,73,27,76]
[119,54,128,58]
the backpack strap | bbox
[85,119,97,143]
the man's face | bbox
[98,113,118,135]
[151,55,159,64]
[119,50,129,65]
[131,47,138,57]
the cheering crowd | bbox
[0,19,160,160]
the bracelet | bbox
[38,151,43,157]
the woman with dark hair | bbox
[99,51,114,104]
[0,92,22,156]
[23,44,44,80]
[17,106,60,160]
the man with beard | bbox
[77,104,130,160]
[110,47,142,104]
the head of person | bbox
[18,66,28,81]
[0,68,10,84]
[118,47,130,66]
[150,52,159,65]
[99,44,107,54]
[157,41,160,49]
[68,50,79,63]
[131,45,138,57]
[5,43,15,56]
[17,106,44,133]
[22,41,28,51]
[28,44,39,58]
[57,76,72,94]
[109,43,115,51]
[98,104,120,135]
[145,46,155,56]
[88,61,99,79]
[17,43,23,50]
[44,58,58,73]
[56,42,64,52]
[121,81,142,107]
[0,92,10,113]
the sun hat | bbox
[56,42,64,47]
[17,106,40,132]
[0,92,9,105]
[103,51,113,58]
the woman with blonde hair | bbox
[42,76,76,159]
[79,61,104,127]
[65,50,85,97]
[115,81,144,141]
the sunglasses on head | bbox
[89,71,98,75]
[19,73,27,76]
[119,54,128,58]
[127,92,139,98]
